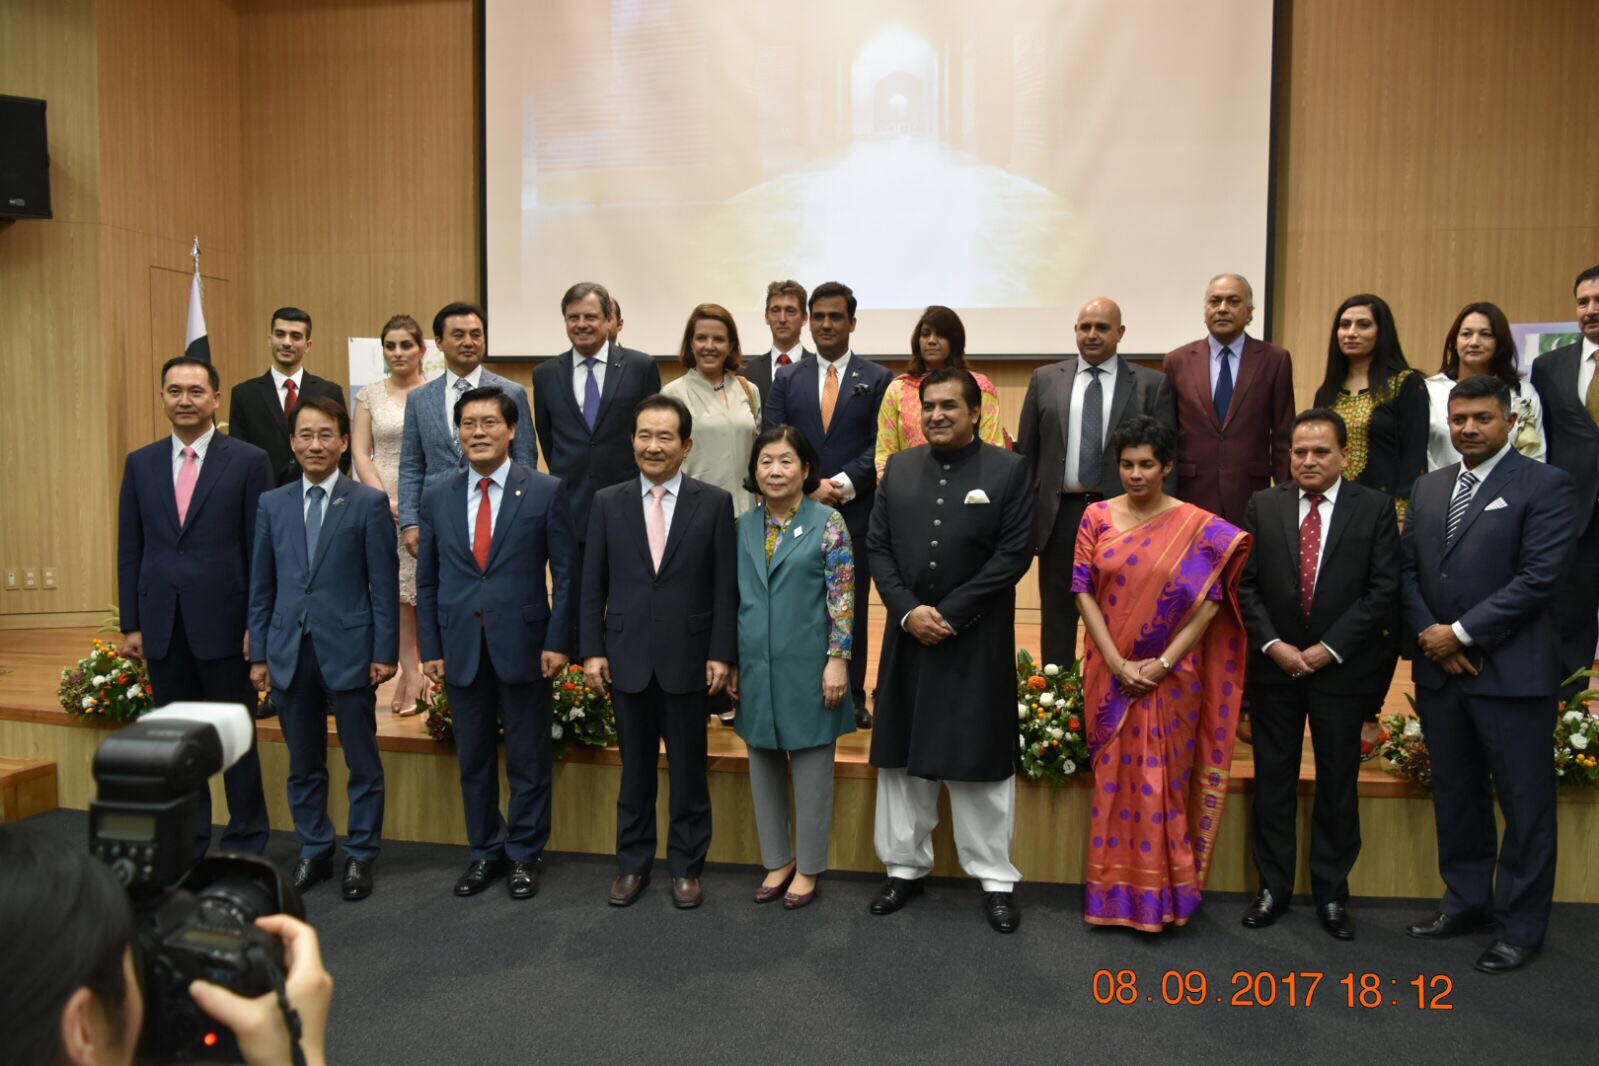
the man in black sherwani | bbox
[866,367,1036,933]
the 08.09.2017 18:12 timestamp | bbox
[1091,969,1455,1009]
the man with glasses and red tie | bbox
[1237,408,1400,941]
[119,356,274,860]
[416,387,576,901]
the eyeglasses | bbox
[293,429,341,445]
[459,418,505,432]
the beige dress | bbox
[357,381,417,604]
[661,369,759,516]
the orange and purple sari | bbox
[1071,500,1251,931]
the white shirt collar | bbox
[640,470,684,497]
[575,341,611,366]
[1461,439,1514,481]
[1208,333,1248,361]
[1077,354,1120,378]
[1298,477,1342,505]
[270,366,304,390]
[171,426,216,460]
[450,365,483,389]
[1582,336,1599,362]
[470,457,512,489]
[817,348,852,371]
[301,469,340,497]
[771,343,803,360]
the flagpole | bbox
[190,236,201,303]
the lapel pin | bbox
[515,489,523,496]
[793,525,806,537]
[332,497,347,507]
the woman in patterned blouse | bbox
[1312,294,1426,758]
[874,306,1006,478]
[732,425,855,909]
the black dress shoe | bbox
[454,859,508,897]
[1474,940,1539,974]
[508,860,541,900]
[1406,910,1487,939]
[290,856,333,893]
[341,859,373,901]
[1317,900,1354,940]
[983,891,1021,934]
[854,704,873,730]
[868,877,924,915]
[1240,888,1289,929]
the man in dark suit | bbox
[533,281,662,614]
[1238,408,1399,940]
[248,395,398,902]
[1163,274,1296,525]
[227,307,350,486]
[119,356,272,858]
[1401,374,1576,974]
[1528,263,1599,702]
[1016,297,1177,667]
[741,279,814,397]
[399,302,535,560]
[416,387,576,901]
[582,394,737,910]
[763,281,893,727]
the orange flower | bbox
[1026,675,1048,691]
[1067,716,1082,731]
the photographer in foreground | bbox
[0,824,332,1066]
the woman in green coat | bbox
[734,425,855,909]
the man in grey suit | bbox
[1015,297,1177,667]
[1401,375,1576,974]
[248,395,398,901]
[743,279,814,398]
[1528,263,1599,701]
[399,301,534,560]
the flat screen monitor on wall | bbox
[482,0,1278,358]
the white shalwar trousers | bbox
[873,768,1021,892]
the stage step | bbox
[0,756,58,822]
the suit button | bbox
[933,519,941,526]
[931,540,939,548]
[936,498,944,505]
[942,464,950,471]
[929,561,938,570]
[939,479,947,486]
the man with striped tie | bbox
[1400,374,1577,974]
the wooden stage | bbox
[3,624,1596,903]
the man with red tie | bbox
[416,387,576,900]
[226,307,350,486]
[1163,274,1296,525]
[741,279,814,399]
[1237,409,1400,940]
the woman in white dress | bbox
[661,302,761,516]
[1424,301,1545,471]
[351,314,431,713]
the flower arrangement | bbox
[59,638,154,723]
[1015,649,1090,784]
[420,664,616,759]
[1374,705,1432,790]
[1555,672,1599,786]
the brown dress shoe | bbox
[608,873,650,907]
[671,877,703,909]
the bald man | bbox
[1016,299,1177,668]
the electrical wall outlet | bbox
[41,567,57,589]
[3,569,16,590]
[21,568,37,590]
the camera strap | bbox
[248,943,307,1066]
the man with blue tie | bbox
[763,281,893,728]
[417,387,576,900]
[1162,273,1295,526]
[118,356,273,858]
[1401,375,1576,974]
[399,302,534,560]
[248,395,399,901]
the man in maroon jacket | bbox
[1163,273,1296,526]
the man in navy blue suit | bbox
[118,356,272,858]
[763,281,893,728]
[248,395,399,901]
[417,387,576,901]
[1401,374,1577,974]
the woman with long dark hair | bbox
[1425,301,1545,469]
[1312,294,1429,522]
[874,305,1005,477]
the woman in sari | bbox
[1073,415,1251,931]
[874,305,1006,477]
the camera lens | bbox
[195,875,278,928]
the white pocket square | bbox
[964,490,990,505]
[1483,497,1508,511]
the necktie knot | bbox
[650,485,667,502]
[1220,345,1233,359]
[480,477,493,491]
[307,485,325,502]
[182,446,196,460]
[1306,492,1325,506]
[583,356,597,369]
[454,377,470,394]
[777,353,791,366]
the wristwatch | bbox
[1158,656,1173,671]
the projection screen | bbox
[483,0,1277,358]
